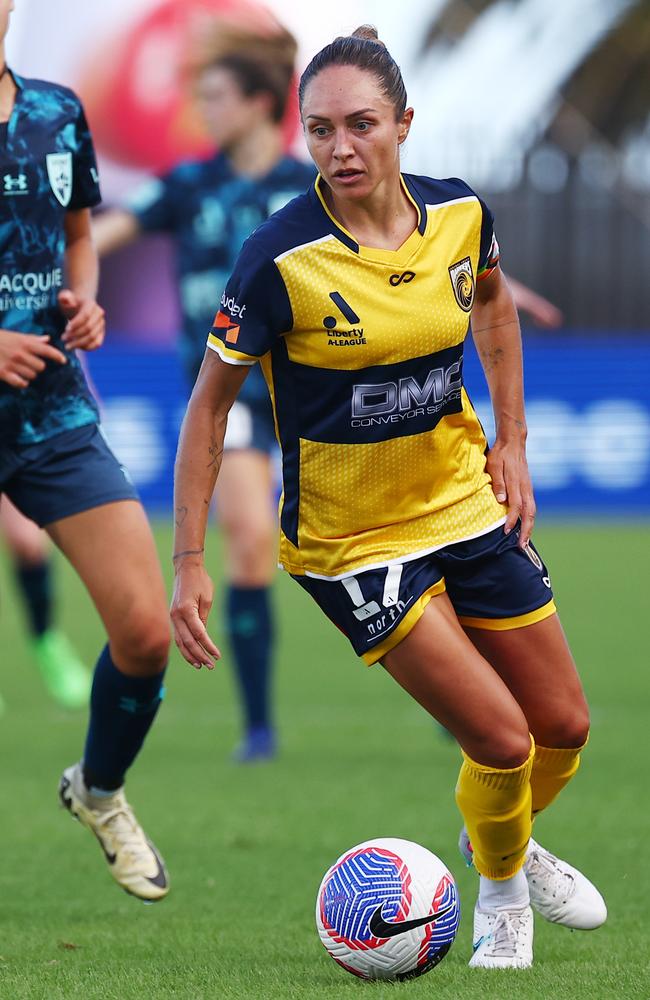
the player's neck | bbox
[224,123,285,179]
[325,175,418,252]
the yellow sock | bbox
[455,736,534,880]
[531,736,588,816]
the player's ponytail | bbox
[298,25,406,120]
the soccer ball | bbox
[315,838,460,980]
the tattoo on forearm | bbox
[175,505,188,527]
[473,318,519,335]
[479,346,505,373]
[207,435,223,469]
[172,548,205,563]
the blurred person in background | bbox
[171,24,606,969]
[0,499,90,709]
[94,20,315,764]
[0,0,170,901]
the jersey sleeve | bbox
[126,174,177,233]
[477,196,500,281]
[207,240,293,365]
[69,100,101,210]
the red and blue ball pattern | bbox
[318,844,460,980]
[320,846,411,950]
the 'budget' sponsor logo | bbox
[220,292,247,319]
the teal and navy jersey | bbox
[129,152,315,401]
[209,173,504,578]
[0,73,101,445]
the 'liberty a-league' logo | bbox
[46,152,73,207]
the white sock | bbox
[88,785,118,800]
[478,869,530,911]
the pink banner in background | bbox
[77,0,299,173]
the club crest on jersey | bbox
[46,153,73,207]
[448,257,475,312]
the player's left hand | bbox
[486,437,536,547]
[59,289,105,351]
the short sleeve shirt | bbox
[208,174,505,578]
[0,74,101,445]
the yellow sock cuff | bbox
[534,734,588,771]
[460,735,535,791]
[530,733,589,816]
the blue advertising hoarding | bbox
[86,336,650,515]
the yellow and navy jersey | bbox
[208,173,505,579]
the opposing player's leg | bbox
[462,615,605,929]
[0,497,90,708]
[382,593,534,968]
[214,423,277,763]
[47,499,171,901]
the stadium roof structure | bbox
[400,0,649,194]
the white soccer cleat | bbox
[59,762,169,902]
[469,903,533,969]
[524,837,607,930]
[458,828,607,930]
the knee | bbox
[465,727,532,770]
[11,535,48,565]
[225,521,275,585]
[112,611,171,675]
[537,706,591,750]
[487,732,533,770]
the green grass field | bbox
[0,520,648,1000]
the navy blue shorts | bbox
[223,397,277,456]
[0,423,139,528]
[293,524,556,665]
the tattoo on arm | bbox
[472,318,519,335]
[207,435,223,470]
[172,547,205,563]
[478,346,505,373]
[175,505,188,527]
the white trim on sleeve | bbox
[206,340,257,366]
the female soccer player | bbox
[171,27,606,965]
[94,22,315,763]
[0,0,169,901]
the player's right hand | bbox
[0,330,67,388]
[170,560,221,670]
